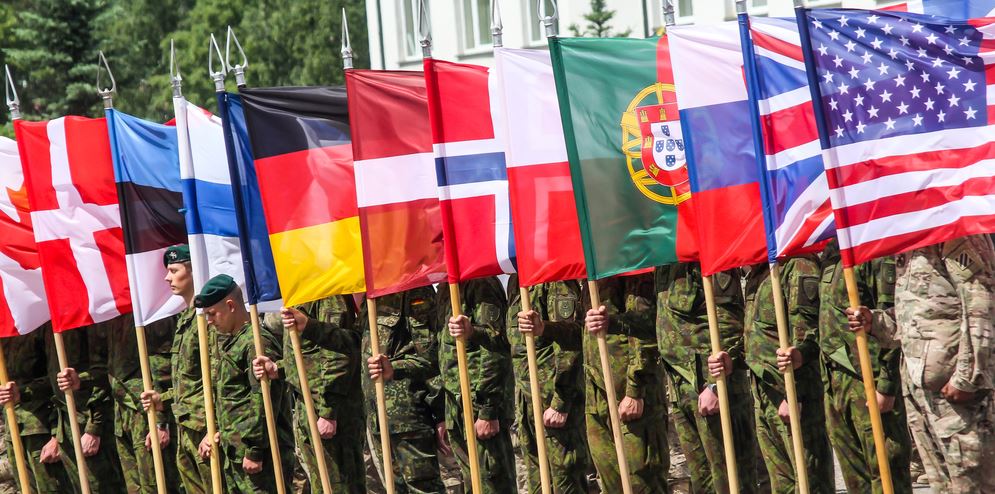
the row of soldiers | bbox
[0,232,991,493]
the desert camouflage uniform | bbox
[896,234,995,494]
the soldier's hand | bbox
[252,356,279,381]
[776,347,803,372]
[145,427,170,450]
[698,385,720,417]
[317,417,337,439]
[56,368,80,392]
[81,432,100,457]
[777,399,801,424]
[873,391,897,412]
[707,351,732,377]
[140,390,163,412]
[542,407,568,429]
[40,436,61,464]
[448,315,473,339]
[367,354,394,382]
[940,382,976,404]
[280,307,308,331]
[585,306,608,334]
[845,306,873,333]
[242,456,263,475]
[0,381,20,406]
[517,310,545,338]
[435,422,452,457]
[474,418,500,440]
[619,396,644,422]
[198,434,213,460]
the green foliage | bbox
[569,0,632,38]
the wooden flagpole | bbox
[248,305,286,494]
[700,275,739,493]
[448,283,483,494]
[767,262,809,494]
[194,314,223,494]
[0,340,32,494]
[52,331,91,494]
[586,280,632,494]
[366,298,396,494]
[518,287,552,494]
[133,325,168,494]
[286,318,334,493]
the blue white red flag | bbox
[799,8,995,266]
[424,58,516,282]
[881,0,995,17]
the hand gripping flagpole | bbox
[183,39,225,494]
[1,67,33,494]
[210,35,288,494]
[700,275,740,493]
[792,3,893,492]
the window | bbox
[749,0,768,15]
[526,0,557,45]
[675,0,694,24]
[460,0,492,52]
[400,0,427,59]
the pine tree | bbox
[569,0,632,38]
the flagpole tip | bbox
[418,0,432,57]
[96,51,116,109]
[4,65,19,120]
[491,0,503,48]
[225,26,249,88]
[209,33,226,93]
[342,7,354,70]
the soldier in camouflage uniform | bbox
[255,294,365,493]
[742,258,833,493]
[198,276,294,493]
[362,286,447,493]
[584,273,669,493]
[0,326,74,492]
[821,240,912,494]
[894,234,995,493]
[52,319,128,493]
[656,263,757,494]
[510,275,590,494]
[0,416,13,494]
[437,278,516,493]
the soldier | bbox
[141,245,214,493]
[511,276,590,494]
[197,275,293,493]
[584,273,669,493]
[893,234,995,493]
[0,326,74,492]
[741,258,833,493]
[656,263,757,494]
[254,294,365,493]
[362,286,447,493]
[437,278,516,493]
[821,239,912,494]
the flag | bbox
[549,35,696,280]
[240,86,365,303]
[742,16,835,262]
[172,96,246,293]
[881,0,995,16]
[669,23,767,275]
[798,8,995,266]
[424,58,516,282]
[492,47,585,286]
[0,137,48,336]
[14,117,131,331]
[106,109,186,325]
[217,92,283,309]
[346,70,447,297]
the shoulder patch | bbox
[801,275,819,304]
[475,302,501,326]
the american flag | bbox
[803,8,995,267]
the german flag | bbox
[240,87,365,304]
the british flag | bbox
[800,8,995,266]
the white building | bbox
[364,0,903,69]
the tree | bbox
[569,0,632,38]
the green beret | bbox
[194,274,236,308]
[163,245,190,267]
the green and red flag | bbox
[550,35,696,279]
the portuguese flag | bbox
[550,35,696,279]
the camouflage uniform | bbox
[743,258,833,494]
[267,296,365,493]
[435,278,516,494]
[45,320,127,493]
[819,241,912,494]
[0,416,12,494]
[507,276,590,494]
[2,327,73,492]
[585,273,669,493]
[656,263,758,494]
[360,287,446,494]
[896,234,995,493]
[105,313,182,493]
[215,320,293,493]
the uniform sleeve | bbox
[607,274,660,400]
[392,291,440,382]
[947,238,995,393]
[83,325,112,436]
[147,318,176,425]
[240,339,270,462]
[863,260,902,396]
[469,282,511,422]
[302,297,360,421]
[714,269,747,366]
[788,260,822,369]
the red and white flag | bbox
[14,117,131,332]
[0,137,49,337]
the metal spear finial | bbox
[4,65,20,120]
[97,51,116,109]
[170,39,184,98]
[491,0,503,48]
[736,0,748,15]
[342,8,354,70]
[664,0,676,27]
[208,34,226,92]
[225,26,249,88]
[540,0,559,38]
[418,0,432,57]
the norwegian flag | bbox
[800,8,995,266]
[425,58,516,282]
[745,16,835,261]
[14,117,131,331]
